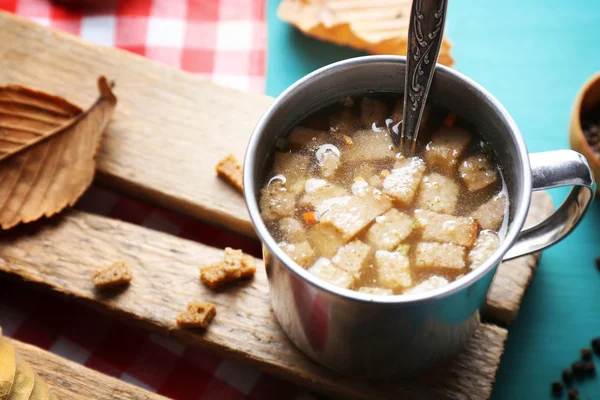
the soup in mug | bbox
[258,96,509,295]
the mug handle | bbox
[503,150,596,260]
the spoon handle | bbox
[398,0,448,152]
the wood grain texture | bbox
[0,210,506,400]
[0,10,271,237]
[484,191,554,325]
[10,338,168,400]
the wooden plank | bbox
[0,210,506,400]
[0,10,270,238]
[9,338,168,400]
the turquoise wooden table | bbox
[266,0,600,398]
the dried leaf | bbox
[0,77,117,229]
[278,0,454,66]
[0,336,16,399]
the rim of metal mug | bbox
[244,55,532,305]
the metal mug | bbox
[243,56,596,378]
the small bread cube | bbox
[471,194,507,230]
[414,242,466,270]
[222,247,243,273]
[375,250,412,290]
[320,189,392,241]
[272,152,310,183]
[280,241,316,267]
[308,258,354,288]
[309,223,347,258]
[382,156,427,207]
[279,217,307,243]
[414,209,478,248]
[288,127,328,149]
[359,287,393,295]
[330,108,358,133]
[360,97,388,127]
[468,231,501,269]
[459,155,498,192]
[92,261,132,289]
[424,127,471,174]
[366,209,414,250]
[176,302,216,328]
[200,249,256,289]
[259,182,296,221]
[216,154,243,194]
[416,173,460,215]
[343,129,396,164]
[319,150,340,178]
[299,180,348,209]
[332,240,372,277]
[406,276,449,295]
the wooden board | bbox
[0,210,507,400]
[0,10,269,238]
[9,338,168,400]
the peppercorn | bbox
[584,361,596,376]
[563,368,574,385]
[592,337,600,354]
[551,381,563,396]
[568,387,579,400]
[573,361,586,378]
[581,348,593,361]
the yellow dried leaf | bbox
[8,354,36,400]
[28,372,51,400]
[0,77,117,229]
[0,337,16,399]
[278,0,454,66]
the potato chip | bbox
[278,0,454,66]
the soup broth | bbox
[259,95,509,295]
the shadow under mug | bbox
[244,56,596,378]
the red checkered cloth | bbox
[0,0,305,398]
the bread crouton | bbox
[176,302,216,328]
[471,194,507,231]
[360,97,388,127]
[331,240,372,277]
[259,182,296,222]
[468,231,501,270]
[280,241,316,267]
[199,248,256,289]
[279,217,307,243]
[343,129,396,164]
[366,208,414,250]
[417,173,460,215]
[319,188,392,241]
[308,258,354,288]
[375,250,412,290]
[92,261,132,289]
[414,209,479,248]
[424,127,471,174]
[216,154,243,194]
[382,156,427,207]
[459,155,498,192]
[414,242,466,270]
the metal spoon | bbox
[395,0,448,153]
